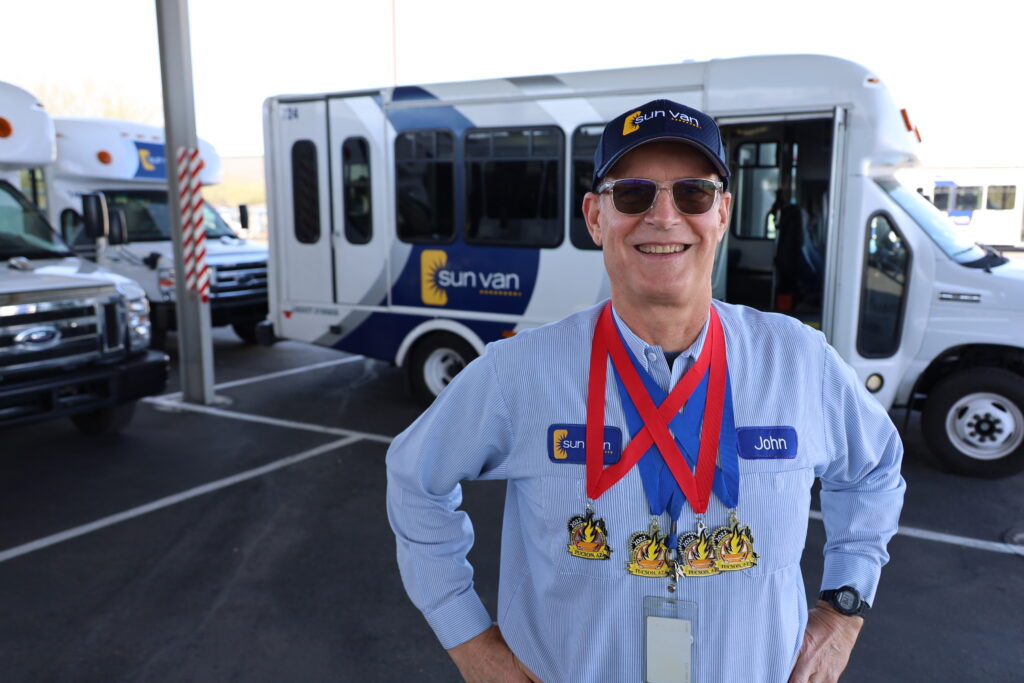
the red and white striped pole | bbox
[176,146,209,303]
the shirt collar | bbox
[610,304,710,372]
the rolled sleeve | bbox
[385,343,513,648]
[817,340,906,606]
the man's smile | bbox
[635,243,693,254]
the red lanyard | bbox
[585,303,727,514]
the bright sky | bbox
[4,0,1023,166]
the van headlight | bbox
[126,296,152,350]
[158,267,176,301]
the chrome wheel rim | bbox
[423,348,466,396]
[945,391,1023,461]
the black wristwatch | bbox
[819,586,870,617]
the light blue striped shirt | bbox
[386,300,905,682]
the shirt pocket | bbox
[540,475,621,580]
[735,467,813,577]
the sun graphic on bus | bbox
[420,249,448,306]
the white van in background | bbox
[0,81,167,433]
[48,118,269,346]
[261,54,1024,478]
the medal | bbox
[626,519,672,577]
[712,510,759,571]
[566,505,612,560]
[676,519,720,577]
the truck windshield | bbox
[100,189,238,242]
[0,180,74,259]
[877,178,988,265]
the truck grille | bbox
[209,260,268,302]
[0,295,124,376]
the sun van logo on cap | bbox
[622,111,642,136]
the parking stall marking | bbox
[158,354,367,400]
[0,436,360,565]
[809,510,1024,557]
[143,396,395,444]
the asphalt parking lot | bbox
[1,330,1022,682]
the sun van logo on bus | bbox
[420,249,523,306]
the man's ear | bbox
[583,192,602,247]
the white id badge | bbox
[643,596,696,683]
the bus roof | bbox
[0,81,55,171]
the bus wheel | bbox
[232,322,259,345]
[922,368,1024,478]
[407,333,477,405]
[70,403,137,435]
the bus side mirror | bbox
[108,209,128,245]
[238,204,249,231]
[81,193,109,239]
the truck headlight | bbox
[158,268,176,301]
[126,296,152,350]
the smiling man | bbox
[386,99,906,683]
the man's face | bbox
[583,141,732,308]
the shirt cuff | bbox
[820,551,883,606]
[424,588,494,650]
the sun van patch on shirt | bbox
[548,424,622,464]
[737,426,798,459]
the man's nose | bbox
[645,186,683,226]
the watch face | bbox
[837,591,857,611]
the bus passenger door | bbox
[327,95,389,307]
[270,98,333,305]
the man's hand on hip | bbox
[787,600,864,683]
[447,625,541,683]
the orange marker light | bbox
[900,109,914,132]
[97,150,112,164]
[0,117,12,138]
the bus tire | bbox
[232,322,259,345]
[407,333,477,406]
[922,368,1024,478]
[70,402,137,436]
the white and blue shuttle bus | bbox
[262,54,1024,477]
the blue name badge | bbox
[737,426,798,460]
[548,424,622,464]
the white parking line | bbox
[0,436,359,565]
[809,510,1023,556]
[142,397,395,444]
[159,354,366,400]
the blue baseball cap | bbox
[592,99,730,191]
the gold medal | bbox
[567,508,612,560]
[626,520,672,577]
[676,520,720,577]
[712,511,759,571]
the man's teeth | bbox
[637,244,687,254]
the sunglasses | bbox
[596,178,724,215]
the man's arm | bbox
[791,339,906,680]
[385,345,514,652]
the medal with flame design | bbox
[711,514,759,571]
[676,522,720,577]
[626,521,672,577]
[567,510,612,560]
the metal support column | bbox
[155,0,215,404]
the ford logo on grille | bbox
[14,325,62,350]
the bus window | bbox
[395,130,454,243]
[464,127,563,248]
[732,141,783,240]
[291,139,321,244]
[932,186,951,211]
[571,124,603,250]
[342,136,372,244]
[987,185,1016,210]
[953,186,982,211]
[858,213,910,358]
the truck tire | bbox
[70,402,137,436]
[232,322,259,345]
[407,333,477,406]
[922,368,1024,477]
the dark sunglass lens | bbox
[672,179,716,214]
[612,180,657,214]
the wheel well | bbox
[395,320,485,368]
[912,344,1024,408]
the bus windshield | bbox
[0,180,74,259]
[100,189,238,242]
[877,178,987,264]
